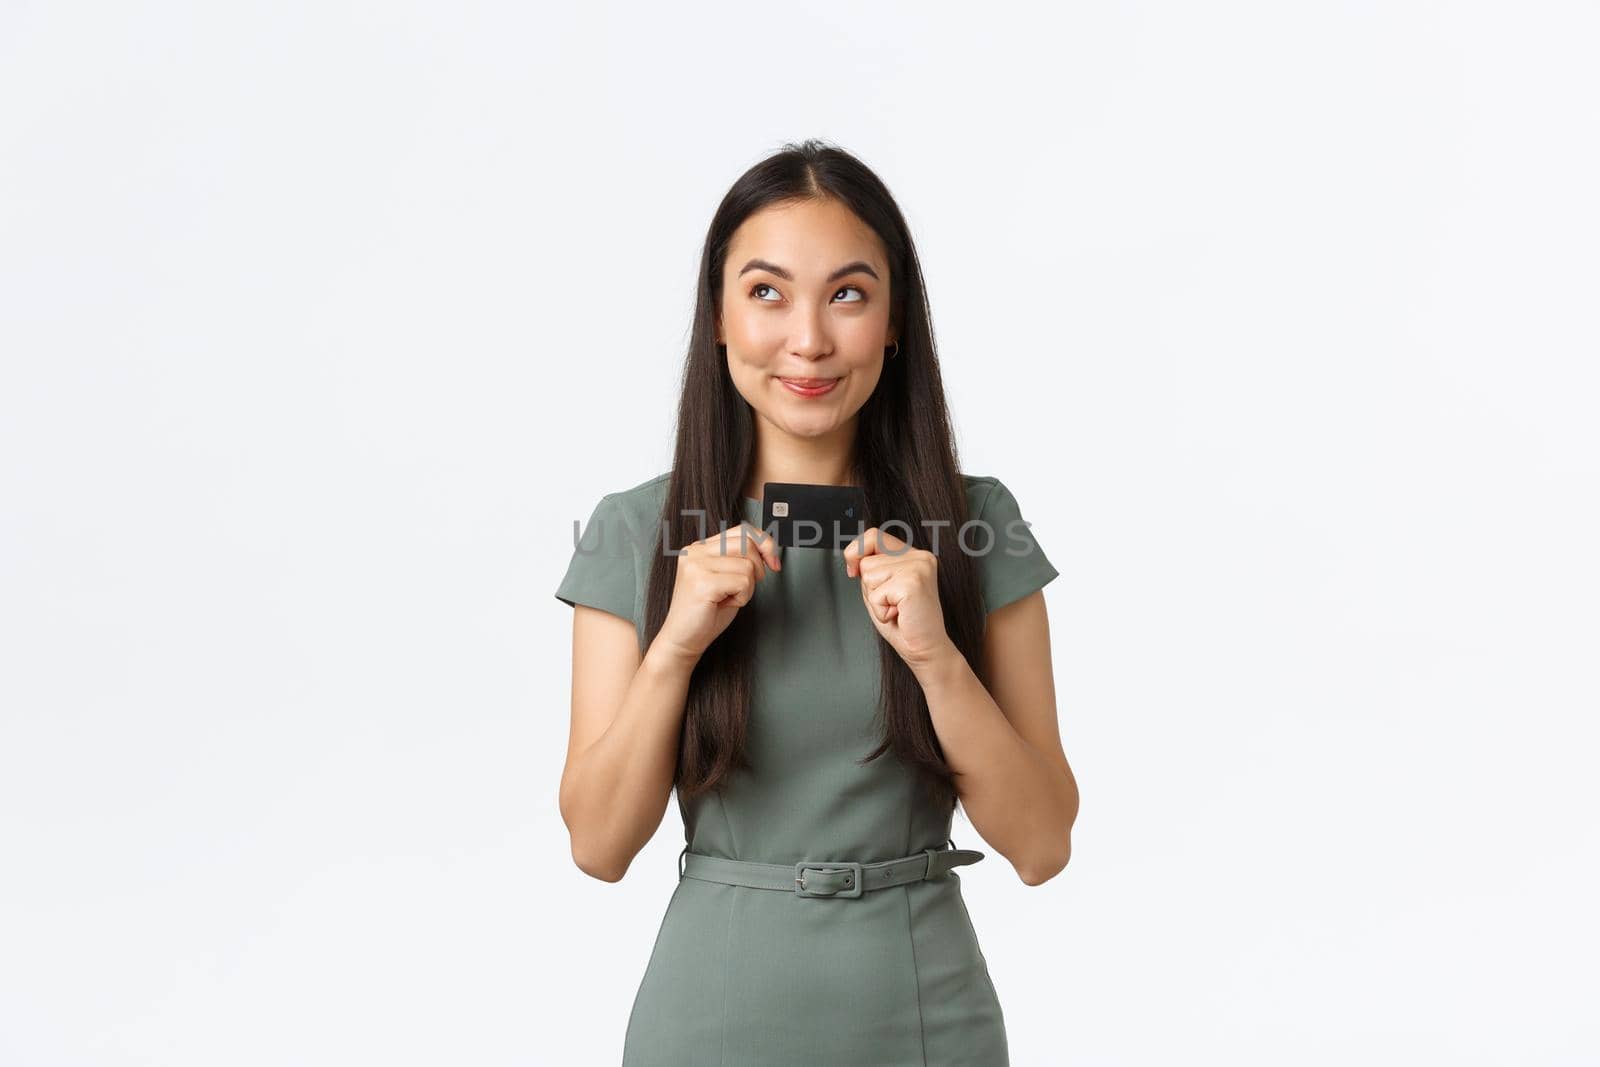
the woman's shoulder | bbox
[604,469,672,509]
[955,471,1059,613]
[581,471,671,541]
[959,472,1008,517]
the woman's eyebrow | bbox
[737,258,881,283]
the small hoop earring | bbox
[886,340,900,360]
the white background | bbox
[2,2,1596,1064]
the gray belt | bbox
[678,840,985,899]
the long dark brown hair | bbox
[642,138,984,817]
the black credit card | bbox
[759,482,869,550]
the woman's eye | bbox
[748,283,865,303]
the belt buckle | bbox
[794,861,864,898]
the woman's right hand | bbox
[654,521,783,662]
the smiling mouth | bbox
[776,375,842,398]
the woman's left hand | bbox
[843,527,956,671]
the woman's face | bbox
[717,197,895,440]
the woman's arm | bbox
[558,607,700,882]
[558,520,780,882]
[912,590,1079,885]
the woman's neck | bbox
[742,421,860,500]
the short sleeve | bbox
[973,478,1059,615]
[554,492,639,626]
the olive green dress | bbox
[555,471,1059,1066]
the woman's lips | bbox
[778,376,840,397]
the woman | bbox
[555,139,1079,1066]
